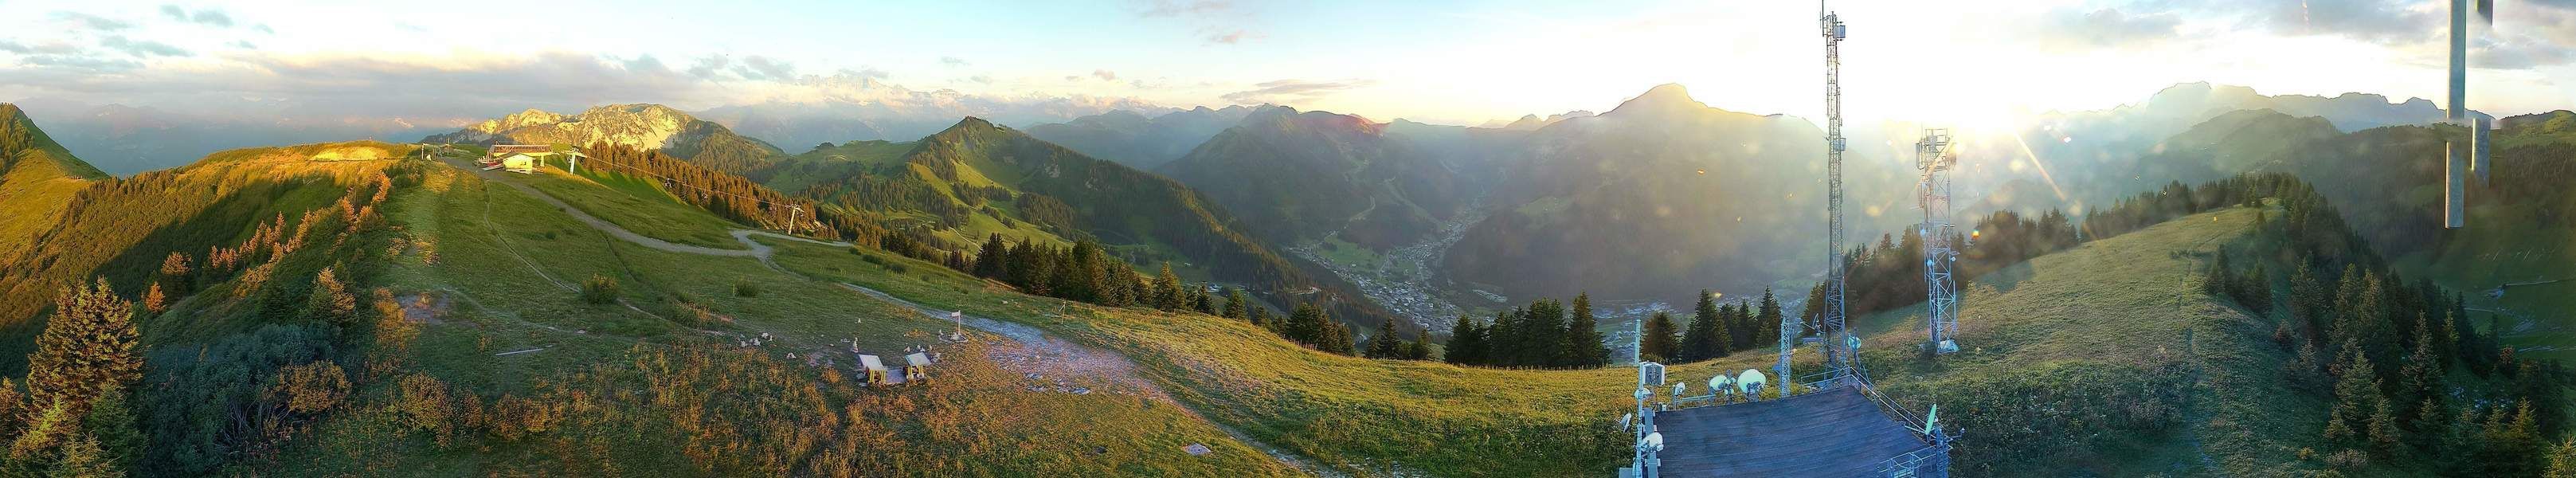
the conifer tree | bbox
[1222,288,1248,319]
[1447,315,1486,366]
[1194,285,1217,315]
[1406,331,1432,360]
[1641,311,1680,363]
[973,233,1009,279]
[1525,299,1568,366]
[1680,291,1721,362]
[1155,264,1186,311]
[1366,319,1403,358]
[309,267,357,327]
[1756,288,1783,351]
[142,284,166,314]
[2324,342,2379,445]
[25,280,142,424]
[1564,293,1608,366]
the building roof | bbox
[488,144,552,156]
[1652,386,1935,476]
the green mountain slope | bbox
[0,144,1740,476]
[1157,106,1471,250]
[0,104,108,262]
[776,118,1402,329]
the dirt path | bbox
[832,283,1344,478]
[450,161,1342,476]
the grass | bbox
[262,163,1294,476]
[769,237,1760,476]
[513,166,748,249]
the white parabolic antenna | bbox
[1672,382,1689,397]
[1642,432,1665,451]
[1709,375,1733,395]
[1736,369,1768,395]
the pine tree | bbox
[2368,397,2403,458]
[1287,304,1329,347]
[2546,437,2576,478]
[2324,342,2379,445]
[77,386,140,473]
[1191,284,1216,315]
[142,284,166,314]
[309,267,358,327]
[973,233,1009,279]
[1525,299,1568,366]
[1155,264,1186,311]
[1756,288,1783,351]
[1366,319,1403,358]
[2291,265,2326,339]
[1406,331,1432,360]
[1680,291,1721,362]
[1248,304,1273,330]
[25,280,142,423]
[1222,288,1248,319]
[1446,315,1486,365]
[1641,311,1680,363]
[1564,293,1608,366]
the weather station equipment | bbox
[1915,129,1961,355]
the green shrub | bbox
[581,275,621,304]
[734,279,761,297]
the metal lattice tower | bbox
[1783,2,1855,389]
[1914,130,1959,355]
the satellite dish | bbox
[1736,370,1768,396]
[1642,432,1665,451]
[1672,382,1689,397]
[1619,413,1635,431]
[1708,375,1732,395]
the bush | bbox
[734,279,761,298]
[581,275,620,304]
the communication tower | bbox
[1915,130,1959,354]
[1784,0,1855,388]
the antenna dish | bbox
[1672,382,1688,397]
[1736,369,1768,396]
[1642,432,1665,451]
[1708,375,1732,395]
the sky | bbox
[3,0,2574,130]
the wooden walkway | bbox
[1653,386,1936,476]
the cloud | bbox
[159,5,235,27]
[0,40,80,55]
[53,12,135,31]
[685,55,730,79]
[190,10,233,27]
[1137,0,1230,18]
[1133,0,1258,45]
[940,56,969,66]
[101,35,190,57]
[253,24,274,34]
[1205,29,1254,44]
[843,67,890,80]
[229,40,257,50]
[734,55,796,80]
[968,74,993,84]
[2026,7,2183,49]
[1091,69,1118,80]
[20,54,142,72]
[1221,79,1373,104]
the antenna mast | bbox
[2442,0,2494,229]
[1916,130,1960,355]
[1783,1,1855,389]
